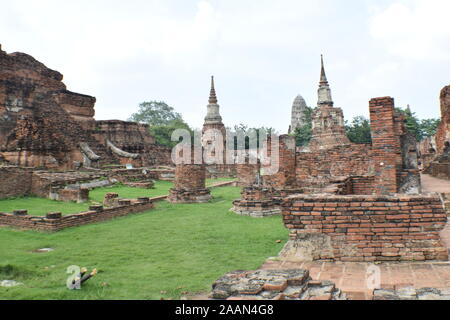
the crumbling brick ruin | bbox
[279,95,445,262]
[296,60,420,194]
[168,163,212,203]
[232,135,301,217]
[0,45,171,170]
[420,85,450,180]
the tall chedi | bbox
[202,76,226,163]
[307,55,350,150]
[288,95,309,134]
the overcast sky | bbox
[1,0,449,132]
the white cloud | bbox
[370,0,450,60]
[0,0,447,130]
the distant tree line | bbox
[129,101,441,149]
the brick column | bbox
[168,164,212,203]
[369,97,402,195]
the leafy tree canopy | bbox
[128,101,191,147]
[345,116,372,144]
[396,106,441,141]
[128,101,183,126]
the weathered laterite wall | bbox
[282,194,448,262]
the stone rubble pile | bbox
[210,269,346,300]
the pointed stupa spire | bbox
[320,54,328,85]
[317,54,333,107]
[209,75,218,104]
[204,75,223,125]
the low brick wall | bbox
[282,194,448,262]
[0,199,154,232]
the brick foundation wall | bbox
[282,194,448,262]
[0,198,154,232]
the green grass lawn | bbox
[0,186,288,300]
[0,179,234,216]
[0,181,174,216]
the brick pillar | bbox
[369,97,402,195]
[168,164,212,203]
[174,164,207,190]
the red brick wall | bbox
[296,144,373,187]
[282,194,448,262]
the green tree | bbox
[292,106,313,147]
[149,119,192,148]
[420,118,441,138]
[402,106,422,141]
[128,101,182,126]
[345,116,372,144]
[128,101,191,147]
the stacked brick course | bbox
[282,194,448,262]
